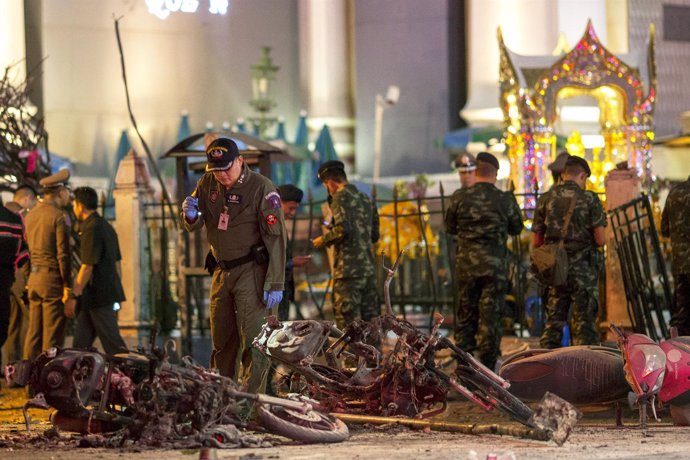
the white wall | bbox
[40,0,301,178]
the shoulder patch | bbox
[265,191,282,209]
[266,214,278,225]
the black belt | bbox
[217,253,255,271]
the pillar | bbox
[602,167,641,337]
[0,1,26,79]
[113,149,153,340]
[298,0,354,161]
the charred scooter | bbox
[254,252,580,445]
[4,333,348,446]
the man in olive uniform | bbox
[181,137,286,393]
[2,185,36,369]
[454,152,477,189]
[276,184,311,321]
[661,174,690,336]
[312,160,380,329]
[532,156,606,348]
[444,152,523,370]
[24,169,73,360]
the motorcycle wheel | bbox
[257,404,349,443]
[457,367,534,426]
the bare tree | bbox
[0,63,50,192]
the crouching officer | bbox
[180,137,286,393]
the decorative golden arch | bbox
[498,20,656,198]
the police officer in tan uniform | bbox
[23,169,73,360]
[181,138,286,393]
[454,152,477,189]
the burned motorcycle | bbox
[254,252,580,445]
[4,340,348,446]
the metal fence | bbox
[169,185,545,353]
[609,194,671,341]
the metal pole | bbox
[331,413,550,441]
[373,95,384,183]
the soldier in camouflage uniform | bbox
[181,138,286,393]
[661,175,690,336]
[444,152,523,370]
[532,156,606,348]
[312,161,380,329]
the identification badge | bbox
[217,210,230,230]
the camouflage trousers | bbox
[455,275,506,371]
[540,258,599,348]
[333,276,379,330]
[671,273,690,336]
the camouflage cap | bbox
[277,184,304,203]
[39,169,70,189]
[564,155,592,177]
[205,137,240,172]
[548,151,571,173]
[453,152,477,172]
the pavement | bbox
[2,383,690,460]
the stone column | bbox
[298,0,354,161]
[113,149,153,340]
[0,1,25,78]
[602,167,641,337]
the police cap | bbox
[39,169,70,189]
[277,184,304,203]
[317,160,345,181]
[205,137,240,172]
[564,155,591,177]
[453,152,477,172]
[476,151,500,170]
[548,151,571,173]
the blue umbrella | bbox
[107,129,132,207]
[177,111,191,142]
[271,118,293,185]
[293,111,313,192]
[312,124,338,187]
[234,118,248,134]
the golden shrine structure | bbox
[498,21,657,201]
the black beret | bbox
[206,137,240,172]
[548,151,571,173]
[317,160,345,181]
[476,151,499,170]
[564,155,591,177]
[277,184,304,203]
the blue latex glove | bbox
[182,196,199,221]
[263,290,283,309]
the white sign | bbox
[146,0,229,20]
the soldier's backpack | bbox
[531,194,579,287]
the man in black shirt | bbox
[65,187,127,355]
[1,203,29,357]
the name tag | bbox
[225,193,242,205]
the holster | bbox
[204,251,218,275]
